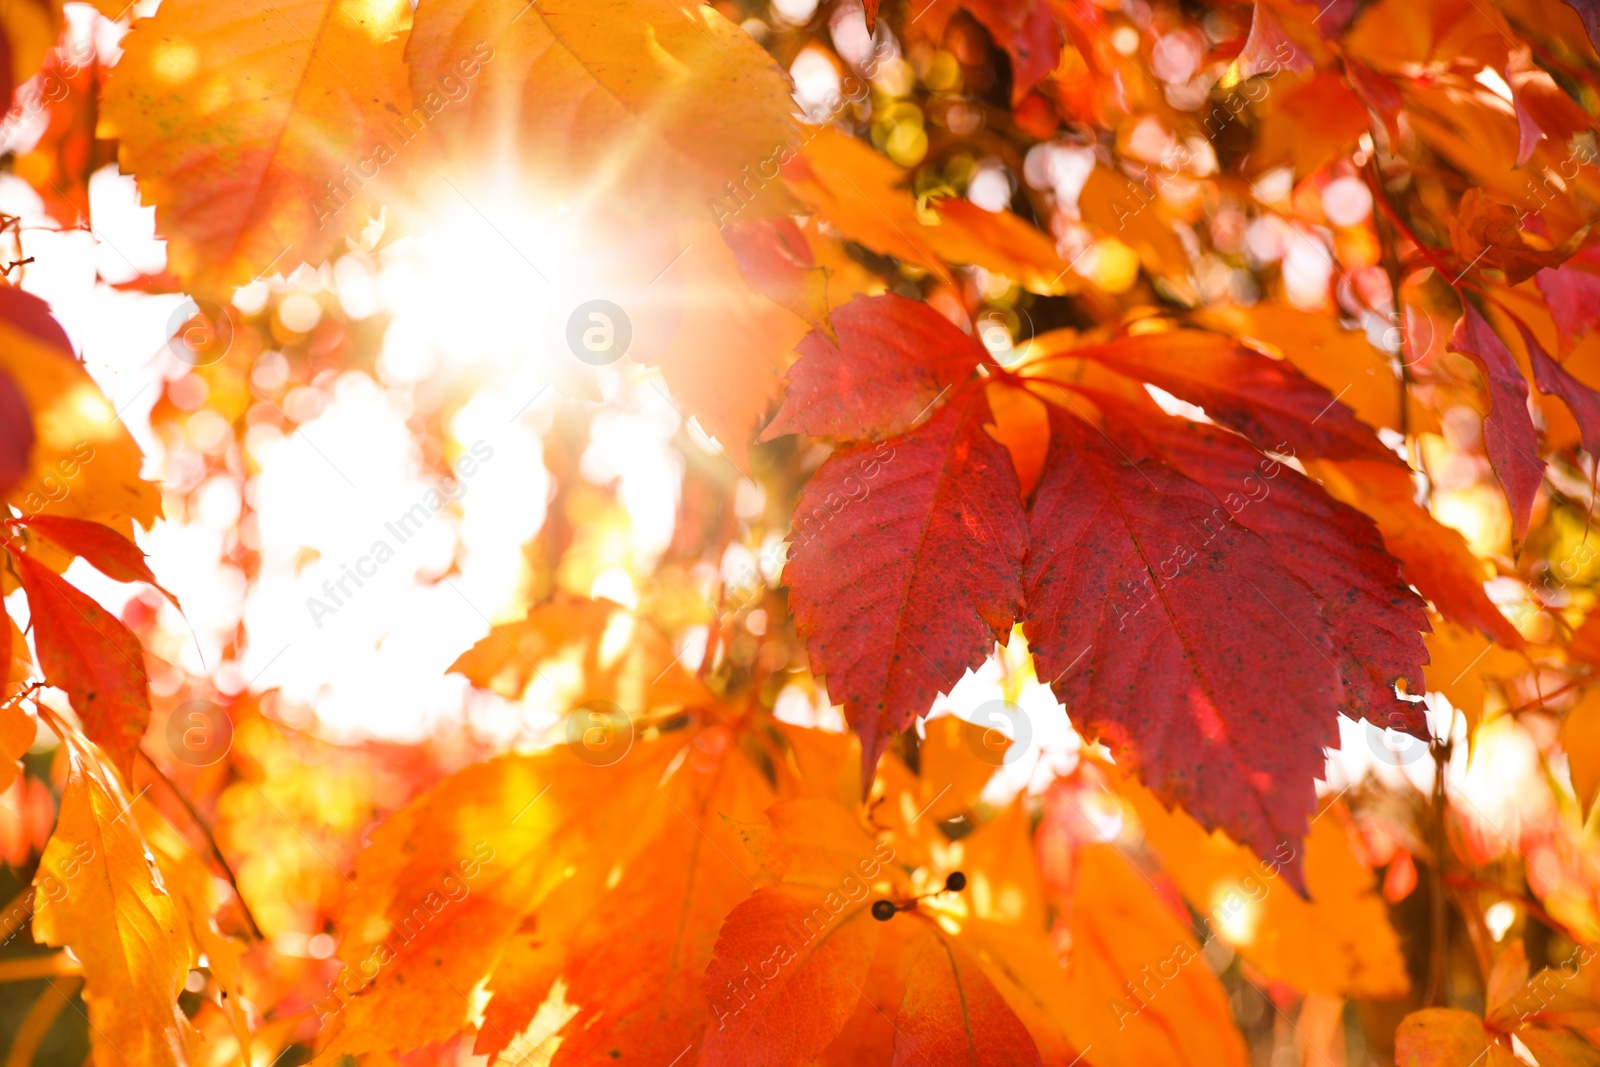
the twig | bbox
[1442,872,1586,947]
[0,952,82,982]
[1424,736,1453,1007]
[137,748,264,940]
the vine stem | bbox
[1424,735,1452,1007]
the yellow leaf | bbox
[137,803,253,1064]
[406,0,798,214]
[1427,622,1529,739]
[30,729,195,1067]
[101,0,414,297]
[1396,1008,1519,1067]
[1117,772,1410,999]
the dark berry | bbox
[945,871,967,892]
[871,899,897,921]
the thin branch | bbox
[0,952,82,982]
[1424,736,1453,1007]
[137,748,264,940]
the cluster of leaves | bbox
[3,0,1600,1064]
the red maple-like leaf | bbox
[1021,406,1340,891]
[0,368,32,497]
[1072,331,1400,466]
[785,388,1027,779]
[722,217,833,337]
[764,294,985,442]
[1447,306,1544,546]
[15,552,151,778]
[1087,390,1430,736]
[963,0,1062,104]
[21,515,182,609]
[1515,319,1600,462]
[1535,261,1600,355]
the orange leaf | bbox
[701,883,881,1067]
[102,0,415,296]
[783,127,1076,295]
[893,925,1043,1067]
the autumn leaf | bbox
[785,389,1027,778]
[102,0,415,296]
[961,0,1061,104]
[1447,305,1544,546]
[1516,317,1600,461]
[321,718,783,1063]
[318,741,683,1058]
[448,592,708,712]
[30,725,195,1067]
[1450,189,1578,285]
[21,514,182,608]
[1022,405,1339,889]
[406,0,798,214]
[1085,392,1430,732]
[1536,262,1600,354]
[15,551,151,779]
[0,368,32,497]
[894,926,1043,1067]
[763,294,986,442]
[722,216,835,338]
[1396,1009,1517,1067]
[1116,771,1410,999]
[0,286,160,535]
[700,882,881,1067]
[1051,841,1248,1067]
[1563,688,1600,818]
[0,677,34,793]
[782,127,1076,294]
[1057,327,1401,465]
[0,0,64,109]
